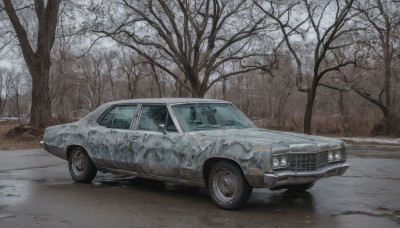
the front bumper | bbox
[263,163,349,189]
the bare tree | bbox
[0,5,14,54]
[149,61,164,98]
[255,0,362,134]
[104,51,118,101]
[2,0,61,127]
[231,52,296,129]
[48,1,101,122]
[95,0,274,97]
[50,47,80,122]
[351,0,400,134]
[1,68,27,120]
[7,71,21,121]
[253,0,309,90]
[78,52,115,109]
[118,54,149,99]
[0,69,5,116]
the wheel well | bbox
[202,158,244,183]
[66,145,86,160]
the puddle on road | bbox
[251,190,315,210]
[334,207,400,225]
[0,213,16,220]
[93,175,209,197]
[0,180,31,206]
[335,213,399,227]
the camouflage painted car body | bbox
[41,98,349,188]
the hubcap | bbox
[71,150,85,176]
[213,170,238,203]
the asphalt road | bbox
[0,145,399,228]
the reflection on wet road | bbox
[0,145,399,227]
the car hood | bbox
[189,128,345,152]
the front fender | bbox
[187,135,272,187]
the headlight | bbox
[273,157,280,168]
[272,154,289,169]
[328,151,334,162]
[280,155,288,167]
[334,151,342,161]
[328,150,342,162]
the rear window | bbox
[98,106,137,129]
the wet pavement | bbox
[0,145,399,227]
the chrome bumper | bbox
[264,163,349,189]
[39,141,67,160]
[40,141,47,151]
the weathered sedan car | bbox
[41,98,349,209]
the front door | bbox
[129,105,184,178]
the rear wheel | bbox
[286,182,314,192]
[207,161,253,210]
[68,147,97,183]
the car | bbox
[41,98,349,209]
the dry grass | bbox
[0,120,42,150]
[341,139,400,146]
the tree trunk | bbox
[304,83,317,135]
[150,64,162,98]
[128,79,134,99]
[191,90,200,98]
[191,87,206,98]
[0,95,3,117]
[3,0,60,128]
[222,78,227,100]
[383,43,392,117]
[30,65,52,127]
[177,78,191,98]
[339,90,349,134]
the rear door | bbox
[87,105,138,170]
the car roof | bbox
[83,98,231,123]
[105,98,229,105]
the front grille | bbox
[289,151,329,171]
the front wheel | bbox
[68,147,97,183]
[208,161,253,210]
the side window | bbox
[98,106,118,127]
[98,105,137,129]
[166,114,178,132]
[138,106,177,132]
[108,106,137,129]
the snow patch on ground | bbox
[0,117,19,122]
[338,137,400,145]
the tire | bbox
[207,161,253,210]
[286,182,314,192]
[68,147,97,183]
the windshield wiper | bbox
[221,120,244,127]
[197,124,220,129]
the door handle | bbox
[131,135,140,139]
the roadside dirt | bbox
[0,120,42,149]
[342,139,400,146]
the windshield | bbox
[172,103,254,132]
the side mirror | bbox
[158,124,167,135]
